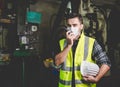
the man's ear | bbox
[80,24,84,30]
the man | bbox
[54,13,111,87]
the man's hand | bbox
[66,31,75,46]
[83,75,98,83]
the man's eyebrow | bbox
[73,24,77,26]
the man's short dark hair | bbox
[66,13,83,24]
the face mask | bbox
[71,27,79,36]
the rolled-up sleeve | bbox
[92,40,111,67]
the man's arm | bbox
[83,40,111,83]
[55,44,72,66]
[95,64,110,82]
[55,31,75,66]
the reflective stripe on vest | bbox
[59,33,96,87]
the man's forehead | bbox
[67,17,80,24]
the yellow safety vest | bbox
[59,33,96,87]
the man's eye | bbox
[73,24,77,27]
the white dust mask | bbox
[71,27,79,36]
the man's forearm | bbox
[55,44,72,66]
[95,64,110,82]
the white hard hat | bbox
[81,61,99,76]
